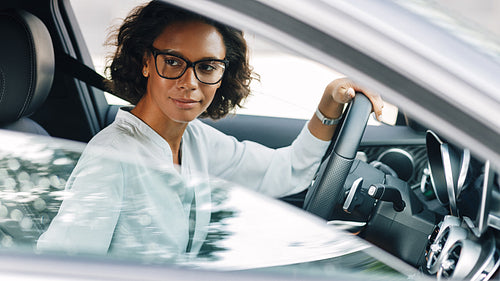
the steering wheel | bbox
[303,93,373,220]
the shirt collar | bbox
[115,107,172,152]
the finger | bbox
[370,95,384,121]
[352,87,384,120]
[335,85,355,103]
[346,87,355,99]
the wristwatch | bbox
[315,107,342,125]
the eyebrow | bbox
[156,48,225,61]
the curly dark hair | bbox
[105,0,254,119]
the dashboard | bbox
[423,130,500,279]
[346,129,500,280]
[426,130,500,234]
[361,129,500,280]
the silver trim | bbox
[420,166,431,194]
[477,161,491,236]
[456,149,471,198]
[343,177,363,213]
[376,148,415,181]
[442,144,458,215]
[440,215,462,232]
[377,148,415,167]
[426,216,461,260]
[470,235,500,281]
[487,213,500,231]
[437,239,482,280]
[464,161,492,237]
[426,225,467,274]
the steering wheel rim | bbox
[303,93,373,220]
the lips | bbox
[170,97,200,109]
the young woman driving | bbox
[38,0,383,259]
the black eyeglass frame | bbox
[149,47,229,85]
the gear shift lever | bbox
[367,183,406,212]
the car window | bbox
[0,132,82,251]
[70,0,401,125]
[238,35,343,119]
[69,0,144,106]
[70,0,342,120]
[0,130,414,279]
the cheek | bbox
[198,88,218,113]
[148,75,175,94]
[208,89,217,107]
[204,88,219,104]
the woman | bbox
[37,1,383,260]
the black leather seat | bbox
[0,9,54,135]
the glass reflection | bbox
[0,132,81,249]
[0,131,414,280]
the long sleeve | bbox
[190,120,330,198]
[37,146,124,255]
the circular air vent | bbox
[377,148,415,181]
[426,225,467,274]
[437,240,481,280]
[426,216,461,254]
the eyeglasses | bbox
[150,47,228,85]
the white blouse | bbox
[37,109,330,261]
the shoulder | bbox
[82,114,152,162]
[186,119,234,142]
[88,109,155,150]
[87,122,133,151]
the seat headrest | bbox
[0,9,54,124]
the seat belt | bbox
[56,53,133,103]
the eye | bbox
[161,55,184,67]
[197,61,224,73]
[165,59,179,66]
[198,63,216,72]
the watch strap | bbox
[315,107,342,125]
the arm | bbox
[204,121,330,198]
[37,148,124,255]
[206,78,383,197]
[309,77,384,141]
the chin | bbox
[169,113,200,124]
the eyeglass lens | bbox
[155,54,226,84]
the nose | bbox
[177,66,198,90]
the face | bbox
[141,20,226,124]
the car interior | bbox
[1,0,499,280]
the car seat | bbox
[0,9,54,135]
[0,9,63,248]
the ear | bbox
[142,52,151,77]
[142,64,149,78]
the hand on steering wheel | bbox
[304,92,374,220]
[309,78,383,142]
[326,78,384,121]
